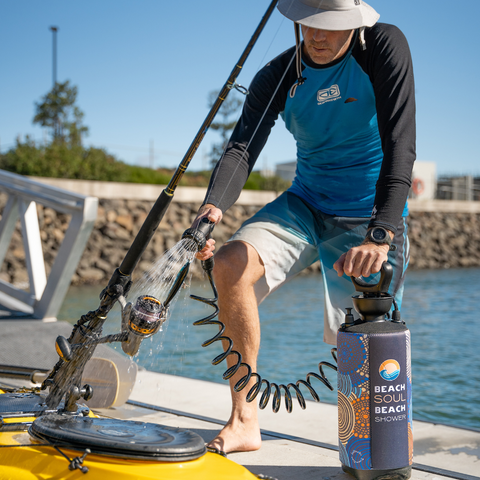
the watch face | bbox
[372,228,387,241]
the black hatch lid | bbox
[29,414,206,462]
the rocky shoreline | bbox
[1,197,480,287]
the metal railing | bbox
[437,176,480,201]
[0,170,98,320]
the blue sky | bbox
[1,1,479,176]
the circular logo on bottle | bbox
[379,359,400,381]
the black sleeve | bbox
[354,24,416,232]
[203,47,297,212]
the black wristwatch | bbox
[365,226,392,247]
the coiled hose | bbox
[191,257,338,413]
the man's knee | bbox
[213,241,264,288]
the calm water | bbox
[58,267,480,431]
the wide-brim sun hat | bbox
[277,0,380,31]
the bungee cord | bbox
[0,441,91,473]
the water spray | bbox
[118,217,214,357]
[36,0,277,411]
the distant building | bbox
[410,161,436,200]
[275,161,296,182]
[437,175,480,201]
[260,168,275,178]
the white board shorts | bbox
[228,192,409,345]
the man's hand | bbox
[192,204,223,261]
[333,241,390,278]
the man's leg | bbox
[207,240,266,454]
[207,192,320,453]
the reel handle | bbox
[163,262,190,308]
[351,261,393,295]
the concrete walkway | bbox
[95,369,479,480]
[0,321,478,480]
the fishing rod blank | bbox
[115,0,279,280]
[42,1,279,411]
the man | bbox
[194,0,415,455]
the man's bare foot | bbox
[207,417,262,454]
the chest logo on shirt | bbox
[317,84,341,105]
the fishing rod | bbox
[111,0,279,285]
[41,0,279,411]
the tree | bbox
[33,80,88,146]
[207,89,243,168]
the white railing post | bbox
[19,199,47,300]
[35,196,98,320]
[0,170,98,320]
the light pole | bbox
[50,26,58,87]
[50,26,59,139]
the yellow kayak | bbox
[0,389,258,480]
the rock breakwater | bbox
[1,197,480,287]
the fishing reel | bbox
[54,273,189,364]
[119,216,215,357]
[45,217,216,411]
[53,294,168,361]
[119,295,168,356]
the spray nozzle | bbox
[182,217,215,251]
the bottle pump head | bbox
[350,262,394,322]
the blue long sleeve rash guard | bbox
[204,23,416,232]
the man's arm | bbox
[192,48,298,260]
[365,23,416,232]
[333,228,393,278]
[336,24,415,277]
[203,47,297,213]
[192,75,280,261]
